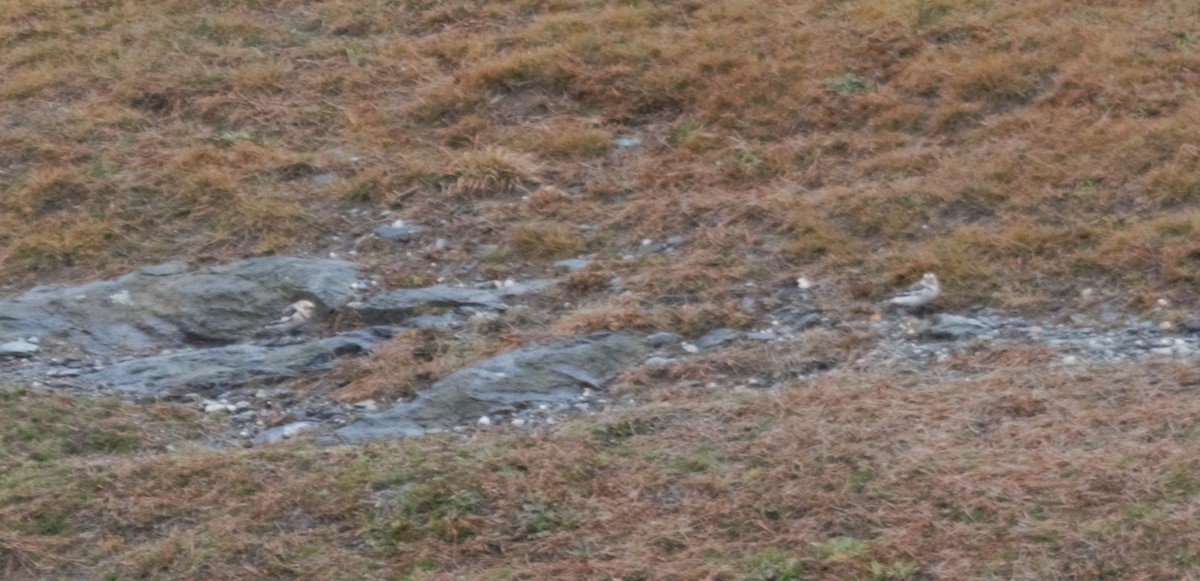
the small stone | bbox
[312,173,336,186]
[477,415,492,426]
[375,221,428,241]
[1081,288,1094,298]
[796,276,813,290]
[696,328,740,348]
[745,331,777,341]
[1185,319,1200,334]
[0,340,40,358]
[510,418,526,428]
[645,357,672,366]
[204,403,228,413]
[665,235,686,246]
[1061,355,1080,365]
[554,258,591,272]
[1159,321,1175,332]
[434,238,447,250]
[681,342,700,354]
[614,135,642,148]
[1157,298,1170,307]
[235,401,252,411]
[25,337,38,344]
[255,421,320,444]
[648,332,683,347]
[239,430,252,438]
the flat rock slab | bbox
[0,257,362,356]
[351,280,557,324]
[330,333,646,443]
[76,328,394,395]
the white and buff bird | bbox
[263,300,317,335]
[883,272,941,310]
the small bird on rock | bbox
[883,272,940,311]
[263,300,317,335]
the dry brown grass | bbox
[9,0,1200,578]
[9,353,1200,579]
[1,0,1198,310]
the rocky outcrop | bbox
[83,328,393,396]
[330,333,646,443]
[349,280,557,324]
[0,257,363,355]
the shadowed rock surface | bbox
[79,328,394,395]
[350,280,557,324]
[0,257,362,355]
[330,333,646,443]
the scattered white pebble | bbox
[26,337,38,344]
[1159,321,1175,332]
[641,238,653,246]
[434,238,447,250]
[796,276,813,290]
[681,342,700,354]
[329,252,338,259]
[239,430,252,438]
[477,415,492,426]
[391,219,405,228]
[204,403,228,413]
[502,278,516,288]
[1080,288,1094,298]
[1060,355,1080,365]
[1157,298,1170,307]
[510,418,526,428]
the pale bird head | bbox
[922,273,939,288]
[292,300,316,317]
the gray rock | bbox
[647,332,683,347]
[665,236,686,246]
[351,280,557,325]
[554,258,591,272]
[83,327,392,395]
[0,340,39,358]
[256,421,321,444]
[374,222,428,241]
[696,328,740,349]
[613,135,642,149]
[921,314,992,340]
[0,256,360,356]
[1185,319,1200,334]
[745,331,778,342]
[330,333,646,443]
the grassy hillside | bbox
[6,352,1200,579]
[3,0,1200,308]
[6,0,1200,579]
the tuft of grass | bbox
[444,146,540,198]
[510,221,583,259]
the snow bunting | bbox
[263,300,317,335]
[883,272,940,310]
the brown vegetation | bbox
[6,0,1200,578]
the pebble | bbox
[511,418,526,428]
[796,276,813,290]
[648,332,682,347]
[644,356,673,366]
[477,415,492,426]
[681,342,700,354]
[204,403,229,413]
[0,340,40,358]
